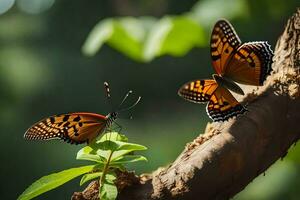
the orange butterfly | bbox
[178,19,273,122]
[24,82,141,144]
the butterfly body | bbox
[212,74,244,95]
[24,112,118,144]
[178,19,273,122]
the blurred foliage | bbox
[83,16,206,62]
[234,155,300,200]
[0,0,299,199]
[83,0,248,62]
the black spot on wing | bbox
[73,116,81,122]
[63,121,70,127]
[50,117,55,124]
[212,55,221,61]
[63,115,70,122]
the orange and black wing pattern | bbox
[178,80,246,121]
[225,42,273,85]
[178,80,218,103]
[206,86,246,121]
[24,113,107,144]
[210,19,241,75]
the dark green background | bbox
[1,0,299,199]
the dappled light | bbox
[17,0,55,14]
[0,0,14,15]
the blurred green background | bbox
[1,0,299,199]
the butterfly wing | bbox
[178,79,246,121]
[178,80,218,103]
[211,19,241,75]
[224,42,273,85]
[206,86,246,122]
[24,112,107,144]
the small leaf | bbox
[110,150,133,162]
[96,140,120,151]
[93,139,147,158]
[97,149,113,160]
[115,141,147,151]
[99,176,118,200]
[111,155,147,165]
[76,146,104,163]
[110,141,147,161]
[18,165,96,200]
[99,132,128,142]
[105,172,117,182]
[92,141,119,160]
[80,172,102,186]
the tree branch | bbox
[72,8,300,200]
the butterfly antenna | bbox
[118,90,133,109]
[119,96,141,112]
[104,82,113,111]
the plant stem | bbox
[99,149,113,187]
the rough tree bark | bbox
[72,9,300,200]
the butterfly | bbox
[178,19,273,122]
[24,82,141,144]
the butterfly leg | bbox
[112,122,123,141]
[104,127,113,141]
[114,121,122,133]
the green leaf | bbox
[77,141,118,162]
[90,141,118,160]
[80,171,116,188]
[82,18,113,56]
[18,165,96,200]
[105,172,117,182]
[159,16,206,55]
[142,17,172,61]
[96,140,147,152]
[92,139,147,161]
[110,150,134,161]
[99,175,118,200]
[80,172,102,186]
[80,132,147,169]
[115,141,147,151]
[111,155,147,165]
[144,15,206,61]
[110,141,147,161]
[99,132,128,142]
[76,146,104,163]
[97,149,112,161]
[82,18,149,62]
[108,17,154,60]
